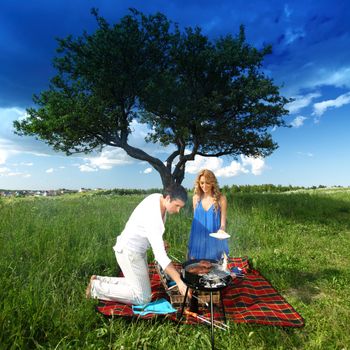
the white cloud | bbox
[290,116,307,128]
[0,149,8,165]
[129,119,149,140]
[297,151,314,157]
[143,167,153,174]
[26,151,51,157]
[0,108,171,175]
[215,160,248,178]
[185,155,223,174]
[285,28,305,45]
[185,154,265,177]
[241,155,266,175]
[316,67,350,89]
[0,138,19,165]
[0,107,25,133]
[0,107,79,165]
[313,92,350,117]
[286,93,321,114]
[0,106,267,184]
[284,66,350,96]
[128,120,176,155]
[80,147,133,172]
[79,164,98,172]
[7,172,24,177]
[0,167,30,177]
[0,167,10,174]
[284,4,292,19]
[15,162,34,166]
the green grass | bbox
[0,189,349,349]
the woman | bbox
[187,169,229,260]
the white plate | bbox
[209,231,230,239]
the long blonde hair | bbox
[194,169,222,211]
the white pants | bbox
[90,248,152,305]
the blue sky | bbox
[1,0,349,190]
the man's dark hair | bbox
[163,184,188,203]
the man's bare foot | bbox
[85,275,97,298]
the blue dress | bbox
[187,200,229,261]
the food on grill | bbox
[187,265,211,275]
[183,259,232,288]
[185,260,213,275]
[198,260,212,268]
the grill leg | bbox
[219,290,227,323]
[189,290,199,313]
[177,286,189,328]
[210,291,215,350]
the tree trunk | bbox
[121,143,180,189]
[158,166,175,189]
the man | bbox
[86,184,189,305]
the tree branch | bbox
[166,150,180,171]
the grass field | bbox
[0,188,349,349]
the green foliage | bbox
[1,188,350,349]
[13,8,290,188]
[223,183,305,194]
[141,25,289,159]
[14,9,170,154]
[92,188,162,196]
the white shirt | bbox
[113,193,171,270]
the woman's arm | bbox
[219,195,227,231]
[192,194,199,213]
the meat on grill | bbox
[187,266,211,275]
[186,260,213,275]
[198,260,212,268]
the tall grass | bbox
[0,189,349,349]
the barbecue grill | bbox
[178,259,232,350]
[182,259,232,290]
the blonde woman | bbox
[187,169,229,260]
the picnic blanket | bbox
[96,257,304,328]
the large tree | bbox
[14,9,290,188]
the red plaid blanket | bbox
[96,257,304,328]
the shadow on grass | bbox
[264,266,347,305]
[230,192,350,229]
